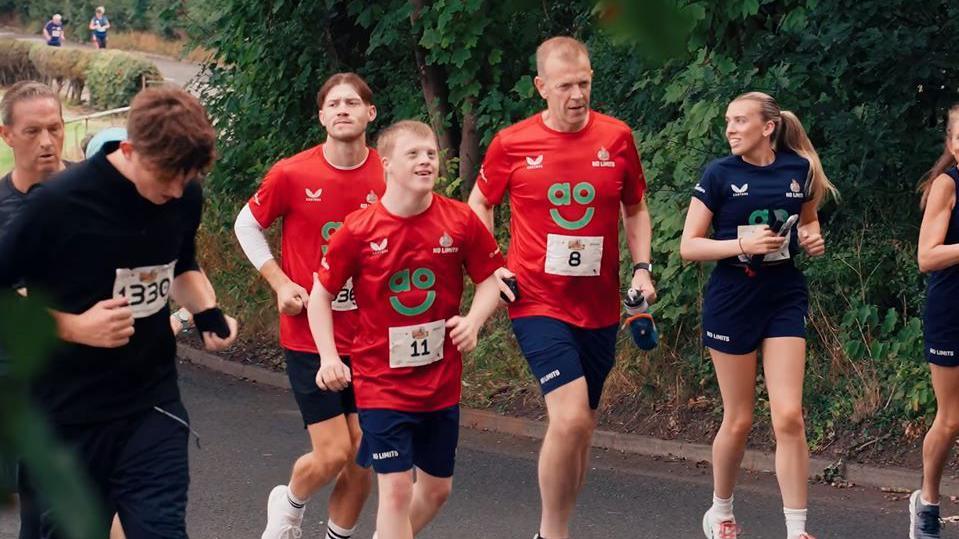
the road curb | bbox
[177,344,958,495]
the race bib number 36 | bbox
[388,319,445,369]
[545,234,603,277]
[332,277,357,312]
[113,261,176,319]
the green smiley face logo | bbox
[747,209,789,225]
[389,267,436,316]
[548,181,595,230]
[321,221,342,255]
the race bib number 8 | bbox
[331,277,357,312]
[545,234,603,277]
[736,225,791,263]
[388,319,445,369]
[113,261,176,319]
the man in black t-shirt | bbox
[0,81,69,243]
[0,86,238,539]
[0,81,68,527]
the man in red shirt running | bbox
[468,36,656,539]
[234,73,385,539]
[309,120,508,539]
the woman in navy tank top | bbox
[681,92,837,539]
[911,104,959,539]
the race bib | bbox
[331,277,357,312]
[113,261,176,319]
[388,319,445,369]
[545,234,603,276]
[736,225,791,263]
[52,29,61,37]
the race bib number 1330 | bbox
[113,261,176,319]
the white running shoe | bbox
[261,485,304,539]
[703,509,740,539]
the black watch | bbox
[632,262,653,275]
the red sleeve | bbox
[463,210,505,283]
[318,224,359,295]
[247,163,289,228]
[476,134,511,205]
[621,133,647,206]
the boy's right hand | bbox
[316,357,352,392]
[276,280,309,316]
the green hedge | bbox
[0,41,160,109]
[27,46,93,101]
[85,50,162,109]
[0,39,40,86]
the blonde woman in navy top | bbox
[912,103,959,539]
[681,92,837,539]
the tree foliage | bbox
[197,0,959,444]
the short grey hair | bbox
[0,80,62,126]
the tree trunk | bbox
[458,98,480,198]
[410,0,455,176]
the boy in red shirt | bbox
[309,120,507,539]
[234,73,384,539]
[468,36,656,539]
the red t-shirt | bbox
[477,111,646,328]
[318,195,505,411]
[248,145,385,355]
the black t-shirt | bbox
[0,172,26,246]
[0,162,75,244]
[0,144,202,424]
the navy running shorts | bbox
[701,263,808,355]
[356,405,459,478]
[511,316,618,410]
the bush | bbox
[27,44,91,102]
[0,38,40,85]
[85,50,162,110]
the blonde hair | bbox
[536,36,590,76]
[918,104,959,208]
[734,91,838,207]
[376,120,436,158]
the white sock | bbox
[286,485,307,512]
[326,520,356,539]
[710,493,735,521]
[783,507,807,538]
[922,496,940,506]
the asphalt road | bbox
[1,362,940,538]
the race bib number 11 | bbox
[113,261,176,319]
[388,319,445,369]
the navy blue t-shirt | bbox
[692,151,812,265]
[925,166,959,346]
[45,21,64,46]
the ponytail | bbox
[733,91,838,207]
[777,110,838,207]
[918,104,959,209]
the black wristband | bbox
[193,307,230,338]
[632,262,653,275]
